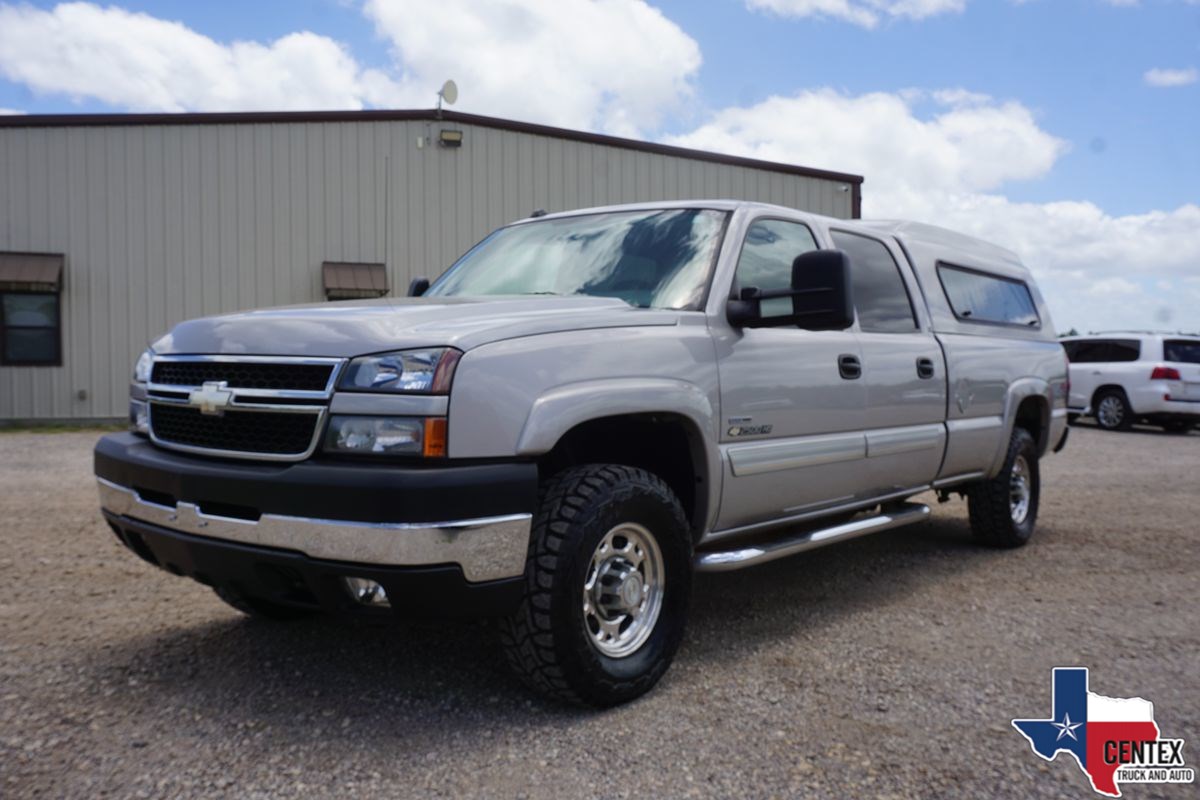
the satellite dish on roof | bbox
[437,79,458,112]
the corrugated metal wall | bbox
[0,118,855,420]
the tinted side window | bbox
[829,230,917,333]
[734,219,819,317]
[1105,340,1141,362]
[1164,339,1200,364]
[937,264,1039,327]
[1064,339,1140,363]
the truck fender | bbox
[515,378,723,530]
[989,377,1051,475]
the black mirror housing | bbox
[788,249,854,330]
[408,277,431,297]
[726,249,854,330]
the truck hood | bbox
[150,296,682,357]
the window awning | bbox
[0,253,64,293]
[322,261,389,300]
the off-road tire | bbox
[1094,389,1133,431]
[967,427,1039,548]
[213,585,317,621]
[499,464,692,707]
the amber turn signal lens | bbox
[423,417,447,457]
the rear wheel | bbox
[499,464,692,707]
[1094,389,1132,431]
[966,427,1040,548]
[213,585,317,621]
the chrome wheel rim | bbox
[582,522,664,658]
[1097,396,1124,428]
[1010,454,1032,524]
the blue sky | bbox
[0,0,1197,330]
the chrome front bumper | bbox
[97,478,532,583]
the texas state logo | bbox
[1012,667,1194,797]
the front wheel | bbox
[499,464,692,707]
[966,427,1040,548]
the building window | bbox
[0,253,64,366]
[322,261,389,300]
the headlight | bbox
[339,348,461,394]
[324,415,447,457]
[133,349,154,383]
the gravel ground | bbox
[1,423,1197,799]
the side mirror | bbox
[726,250,854,330]
[408,277,430,297]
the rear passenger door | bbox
[1065,339,1141,411]
[829,229,947,494]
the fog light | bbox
[129,399,149,433]
[324,415,425,455]
[344,577,389,607]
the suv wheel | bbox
[966,427,1040,548]
[499,464,692,707]
[1094,389,1132,431]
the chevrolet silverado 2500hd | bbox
[95,201,1069,706]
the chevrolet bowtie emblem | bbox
[188,381,233,416]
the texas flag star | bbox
[1052,712,1082,741]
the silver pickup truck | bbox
[95,200,1069,706]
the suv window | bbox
[830,230,917,333]
[937,264,1039,327]
[1164,339,1200,364]
[1064,339,1141,363]
[734,218,819,318]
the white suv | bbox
[1062,332,1200,432]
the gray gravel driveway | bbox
[1,424,1196,798]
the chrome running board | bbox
[694,502,931,573]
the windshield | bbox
[425,208,728,310]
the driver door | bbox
[712,217,867,532]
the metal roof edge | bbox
[0,107,864,186]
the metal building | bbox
[0,109,863,422]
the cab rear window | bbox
[937,264,1039,327]
[1164,339,1200,364]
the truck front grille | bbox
[146,356,344,461]
[151,361,335,392]
[149,404,320,457]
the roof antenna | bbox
[436,79,458,119]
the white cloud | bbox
[0,1,701,134]
[746,0,966,28]
[668,89,1200,332]
[0,107,25,115]
[1143,67,1198,88]
[361,0,701,134]
[0,2,397,111]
